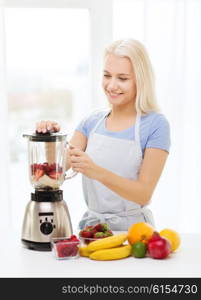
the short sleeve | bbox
[75,110,105,138]
[145,114,171,153]
[75,117,88,137]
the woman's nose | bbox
[107,78,119,91]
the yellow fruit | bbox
[159,228,181,252]
[128,222,154,245]
[87,233,128,252]
[79,246,91,257]
[89,245,131,260]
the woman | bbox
[36,39,170,231]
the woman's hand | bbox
[69,148,100,179]
[35,120,60,133]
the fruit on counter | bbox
[159,228,181,252]
[79,246,91,257]
[93,231,113,238]
[147,232,171,259]
[87,233,128,252]
[54,235,80,258]
[89,244,131,261]
[31,162,63,181]
[79,225,97,238]
[79,223,114,244]
[128,222,155,245]
[131,241,147,258]
[94,223,110,232]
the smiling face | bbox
[102,54,137,108]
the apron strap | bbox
[89,109,111,136]
[135,111,141,144]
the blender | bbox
[21,131,76,251]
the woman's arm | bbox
[69,148,168,206]
[97,148,168,205]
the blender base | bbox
[22,239,51,251]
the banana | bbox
[89,244,131,260]
[87,233,128,252]
[79,246,91,257]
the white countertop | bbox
[1,231,201,278]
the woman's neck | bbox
[109,105,137,121]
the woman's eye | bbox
[104,74,111,78]
[119,78,127,81]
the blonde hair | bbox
[104,39,160,114]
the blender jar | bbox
[23,132,75,190]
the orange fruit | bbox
[159,228,181,252]
[128,222,155,245]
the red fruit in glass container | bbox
[93,224,103,232]
[49,163,57,171]
[70,235,79,242]
[94,223,109,232]
[80,230,93,239]
[147,232,171,259]
[79,226,97,238]
[43,162,51,173]
[48,171,62,179]
[56,243,77,257]
[34,169,44,180]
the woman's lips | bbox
[107,92,123,98]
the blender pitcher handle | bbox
[64,142,78,180]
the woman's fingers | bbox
[71,162,85,168]
[36,120,60,133]
[70,155,82,163]
[69,148,83,157]
[52,122,60,132]
[36,120,46,133]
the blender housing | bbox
[22,132,73,251]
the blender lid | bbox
[23,131,67,142]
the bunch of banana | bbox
[79,233,131,260]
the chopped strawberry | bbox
[31,162,63,178]
[55,236,80,258]
[34,169,44,181]
[56,243,79,258]
[38,164,45,170]
[48,171,62,180]
[49,163,57,171]
[70,235,79,242]
[43,162,51,173]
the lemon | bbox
[159,228,181,252]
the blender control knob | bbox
[40,222,53,235]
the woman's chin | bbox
[107,98,123,106]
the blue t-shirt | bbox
[75,110,170,155]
